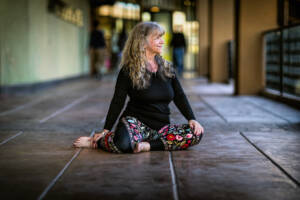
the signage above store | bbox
[48,0,83,27]
[98,1,140,20]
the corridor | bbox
[0,75,299,200]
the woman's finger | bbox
[96,135,102,141]
[93,134,99,140]
[197,127,201,135]
[195,124,200,133]
[190,123,194,129]
[93,140,97,148]
[95,136,102,142]
[196,125,200,133]
[92,138,97,143]
[198,126,202,133]
[193,126,198,134]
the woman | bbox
[73,22,204,153]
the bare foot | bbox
[73,136,92,148]
[133,142,150,153]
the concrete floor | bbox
[0,75,299,200]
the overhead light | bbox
[98,5,111,16]
[173,11,186,31]
[150,6,160,12]
[142,12,151,21]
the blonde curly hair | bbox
[120,21,175,90]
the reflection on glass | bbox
[283,26,300,97]
[264,25,300,98]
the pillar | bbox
[236,0,278,94]
[196,0,209,77]
[210,0,234,83]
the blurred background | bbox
[0,0,299,107]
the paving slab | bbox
[201,96,289,124]
[0,79,99,115]
[0,96,39,114]
[47,98,110,123]
[0,79,102,121]
[0,131,88,200]
[0,95,93,122]
[0,93,112,132]
[183,80,234,96]
[243,131,300,184]
[45,150,173,200]
[0,92,106,133]
[0,97,91,132]
[172,131,300,200]
[240,96,300,123]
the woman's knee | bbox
[113,123,133,153]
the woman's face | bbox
[145,32,164,54]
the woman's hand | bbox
[188,120,204,136]
[91,129,110,148]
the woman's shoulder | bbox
[117,66,132,83]
[119,66,130,76]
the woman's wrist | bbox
[101,129,110,136]
[95,129,110,136]
[103,129,110,133]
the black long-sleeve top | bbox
[103,67,196,131]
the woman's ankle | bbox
[142,142,150,151]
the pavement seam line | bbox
[0,131,23,146]
[169,151,179,200]
[39,92,95,123]
[37,130,95,200]
[37,148,82,200]
[243,99,291,123]
[197,95,228,123]
[239,131,300,188]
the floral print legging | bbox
[98,116,203,153]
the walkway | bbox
[0,75,299,200]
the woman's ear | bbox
[144,35,151,47]
[143,40,148,49]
